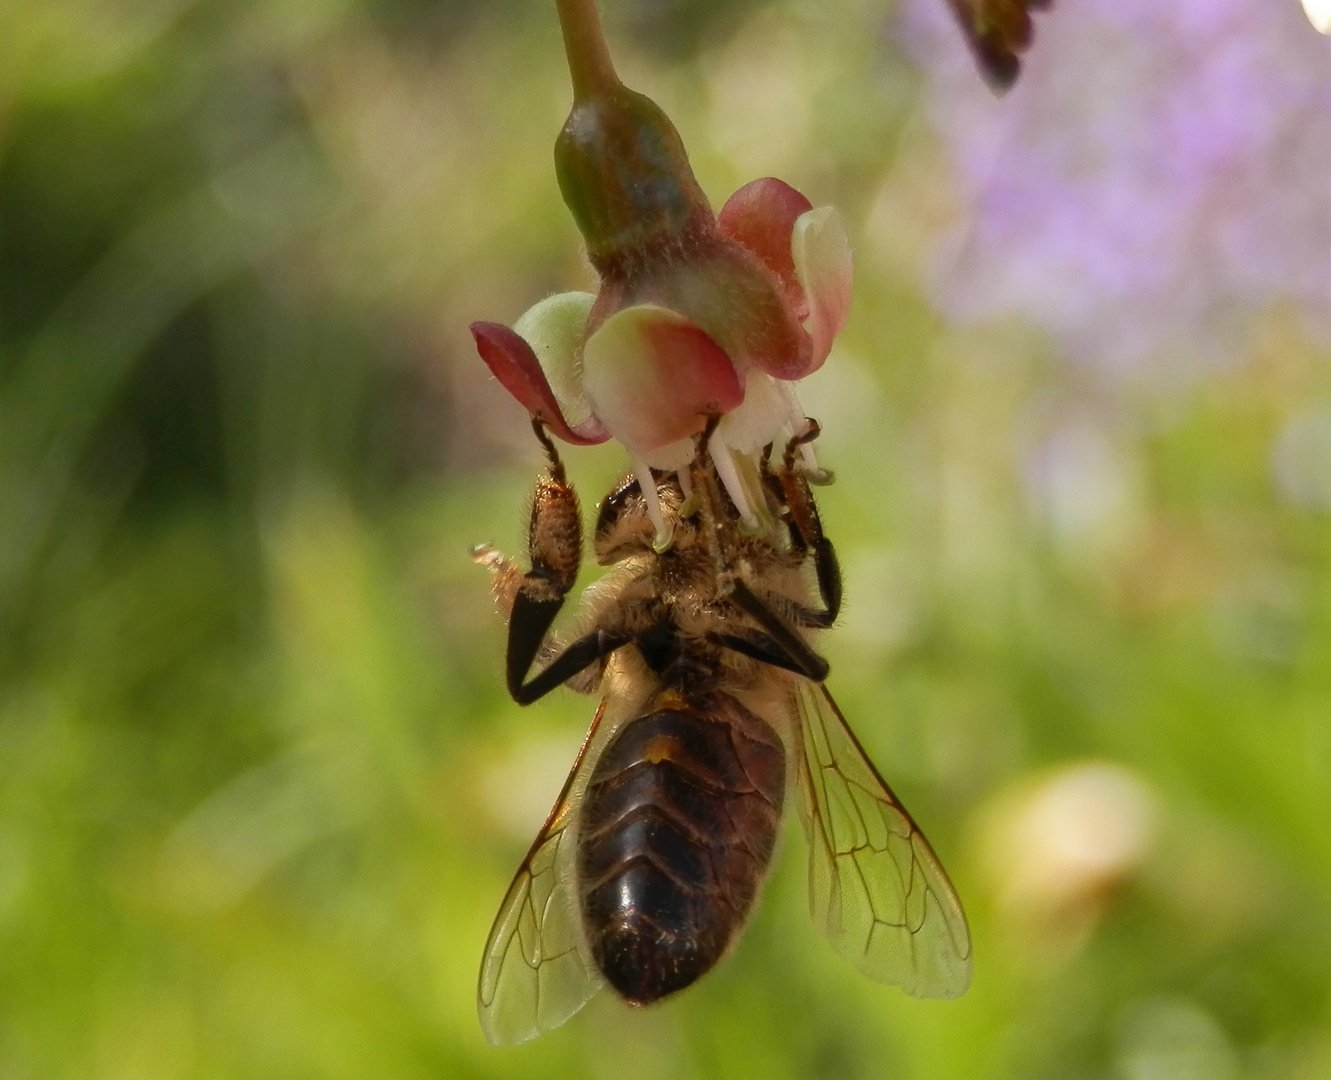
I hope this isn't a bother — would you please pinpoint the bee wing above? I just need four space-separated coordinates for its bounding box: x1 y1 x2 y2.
792 681 972 998
477 704 607 1045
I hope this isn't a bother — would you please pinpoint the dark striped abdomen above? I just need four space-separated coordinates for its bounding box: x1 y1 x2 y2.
576 697 786 1005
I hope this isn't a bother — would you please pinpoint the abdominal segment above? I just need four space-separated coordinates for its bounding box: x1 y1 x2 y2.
577 700 786 1006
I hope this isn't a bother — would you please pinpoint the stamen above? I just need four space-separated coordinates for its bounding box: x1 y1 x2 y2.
711 444 758 530
678 467 694 504
632 455 673 551
735 451 777 532
777 380 833 484
677 467 698 518
800 438 829 483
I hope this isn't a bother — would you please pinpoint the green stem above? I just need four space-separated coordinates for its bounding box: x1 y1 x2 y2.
555 0 620 99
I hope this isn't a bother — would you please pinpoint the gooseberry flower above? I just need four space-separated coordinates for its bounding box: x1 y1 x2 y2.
471 0 852 544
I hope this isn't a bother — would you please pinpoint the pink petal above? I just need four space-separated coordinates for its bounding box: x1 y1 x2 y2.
639 241 812 382
512 291 597 428
791 206 853 372
581 305 744 454
717 177 813 320
470 322 609 445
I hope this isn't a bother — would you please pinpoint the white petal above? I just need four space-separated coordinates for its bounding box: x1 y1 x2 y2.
1302 0 1331 33
582 304 744 454
715 369 793 456
791 206 853 368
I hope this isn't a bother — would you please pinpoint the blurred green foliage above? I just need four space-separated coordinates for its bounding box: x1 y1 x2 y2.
2 1 1331 1077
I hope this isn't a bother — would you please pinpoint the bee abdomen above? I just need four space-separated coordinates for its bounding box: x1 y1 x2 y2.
577 703 785 1006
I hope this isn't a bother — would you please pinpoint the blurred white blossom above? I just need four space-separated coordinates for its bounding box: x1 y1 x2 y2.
1272 405 1331 509
1021 412 1145 563
978 762 1157 959
1116 997 1240 1080
1304 0 1331 35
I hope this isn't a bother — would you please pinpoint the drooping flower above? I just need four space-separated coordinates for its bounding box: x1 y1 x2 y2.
471 0 852 544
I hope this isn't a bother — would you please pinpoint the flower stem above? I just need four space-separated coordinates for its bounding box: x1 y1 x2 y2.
555 0 621 100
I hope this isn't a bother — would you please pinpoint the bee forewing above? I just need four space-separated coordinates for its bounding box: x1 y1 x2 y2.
477 704 611 1045
792 682 972 998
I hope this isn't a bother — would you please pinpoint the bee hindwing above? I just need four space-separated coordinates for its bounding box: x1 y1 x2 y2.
793 681 972 998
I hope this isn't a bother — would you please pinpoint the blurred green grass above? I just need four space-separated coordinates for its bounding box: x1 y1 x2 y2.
3 0 1331 1077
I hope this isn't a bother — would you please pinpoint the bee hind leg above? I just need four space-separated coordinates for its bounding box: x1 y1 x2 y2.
504 419 622 704
507 621 632 704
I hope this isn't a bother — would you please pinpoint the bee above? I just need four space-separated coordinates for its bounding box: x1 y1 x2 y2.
945 0 1053 92
473 417 971 1045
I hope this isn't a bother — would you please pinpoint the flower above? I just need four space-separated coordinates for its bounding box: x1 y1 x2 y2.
470 0 852 544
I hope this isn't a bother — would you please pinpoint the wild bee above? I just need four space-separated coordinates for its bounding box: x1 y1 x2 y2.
473 417 971 1045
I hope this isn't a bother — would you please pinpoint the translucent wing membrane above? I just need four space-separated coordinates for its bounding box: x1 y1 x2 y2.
477 707 607 1045
793 682 972 998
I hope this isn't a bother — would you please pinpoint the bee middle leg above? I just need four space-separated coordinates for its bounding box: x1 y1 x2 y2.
711 578 832 682
709 622 830 683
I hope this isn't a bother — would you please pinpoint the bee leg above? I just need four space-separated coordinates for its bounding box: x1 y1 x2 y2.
505 419 608 704
778 422 842 628
689 415 735 585
709 625 829 682
508 622 632 704
720 579 832 682
791 533 841 630
518 419 582 603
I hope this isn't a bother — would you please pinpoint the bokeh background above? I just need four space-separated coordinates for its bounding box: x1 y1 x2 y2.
3 0 1331 1076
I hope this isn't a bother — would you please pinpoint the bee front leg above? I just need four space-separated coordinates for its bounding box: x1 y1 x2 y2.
778 421 842 629
688 413 755 610
687 415 732 579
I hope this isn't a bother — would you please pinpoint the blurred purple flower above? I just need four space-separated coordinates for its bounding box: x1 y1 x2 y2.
900 0 1331 376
